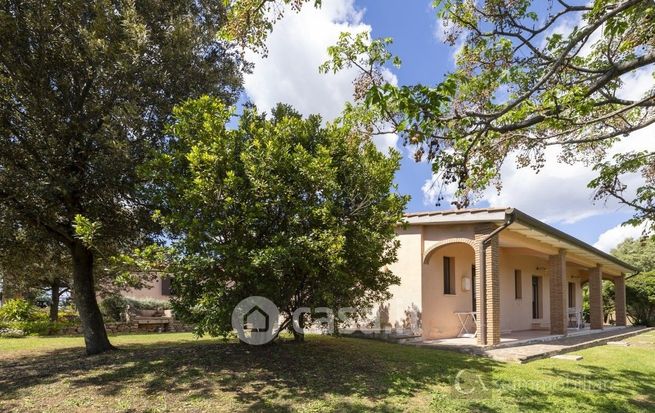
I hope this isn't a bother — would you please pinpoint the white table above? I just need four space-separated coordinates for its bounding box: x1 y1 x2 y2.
455 311 478 337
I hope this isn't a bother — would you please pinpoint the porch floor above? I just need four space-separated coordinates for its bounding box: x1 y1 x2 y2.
412 326 653 363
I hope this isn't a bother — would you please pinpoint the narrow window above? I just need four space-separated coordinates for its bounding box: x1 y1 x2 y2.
514 270 522 299
443 256 455 295
161 277 172 296
568 282 575 308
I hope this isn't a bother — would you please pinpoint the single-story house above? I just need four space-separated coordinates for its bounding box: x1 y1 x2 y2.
383 207 636 346
122 274 172 301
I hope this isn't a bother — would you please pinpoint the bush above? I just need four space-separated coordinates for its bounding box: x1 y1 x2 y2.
0 298 48 322
124 297 172 311
0 319 74 336
100 295 127 322
58 305 80 323
100 295 172 322
626 272 655 326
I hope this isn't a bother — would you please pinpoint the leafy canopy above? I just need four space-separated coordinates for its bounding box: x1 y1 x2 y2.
0 0 243 353
148 97 408 338
222 0 655 231
321 0 655 231
613 236 655 325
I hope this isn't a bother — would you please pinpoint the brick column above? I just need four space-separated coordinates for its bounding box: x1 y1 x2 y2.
475 225 500 346
473 241 485 345
589 265 604 330
614 275 627 327
548 250 568 335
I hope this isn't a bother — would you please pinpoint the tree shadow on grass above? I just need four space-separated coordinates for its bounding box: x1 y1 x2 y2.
0 335 499 411
506 363 655 412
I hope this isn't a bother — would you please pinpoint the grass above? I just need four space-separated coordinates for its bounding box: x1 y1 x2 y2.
0 330 654 412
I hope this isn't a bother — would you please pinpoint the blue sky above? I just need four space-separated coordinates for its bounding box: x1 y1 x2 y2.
241 0 652 251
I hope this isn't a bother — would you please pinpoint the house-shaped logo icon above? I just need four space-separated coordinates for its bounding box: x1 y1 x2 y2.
231 296 279 345
244 305 270 332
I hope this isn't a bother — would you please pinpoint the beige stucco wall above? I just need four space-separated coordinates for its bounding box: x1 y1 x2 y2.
383 226 423 330
499 253 550 331
122 276 169 301
422 242 476 339
498 252 584 332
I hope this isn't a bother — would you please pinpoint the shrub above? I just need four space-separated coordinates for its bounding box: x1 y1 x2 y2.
124 297 172 311
100 295 127 322
58 305 80 323
2 320 75 336
0 298 48 322
626 272 655 326
100 295 172 322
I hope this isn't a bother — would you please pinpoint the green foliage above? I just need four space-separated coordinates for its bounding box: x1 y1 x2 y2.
0 298 73 335
100 295 172 322
0 298 46 322
99 295 128 322
625 272 655 326
323 0 655 221
148 97 408 338
602 280 615 323
72 215 103 249
611 235 655 273
0 0 243 352
220 0 322 52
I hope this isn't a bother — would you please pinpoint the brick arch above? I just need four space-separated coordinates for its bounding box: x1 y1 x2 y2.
423 238 478 264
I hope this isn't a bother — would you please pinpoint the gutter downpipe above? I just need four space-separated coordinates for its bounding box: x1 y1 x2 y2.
479 208 515 346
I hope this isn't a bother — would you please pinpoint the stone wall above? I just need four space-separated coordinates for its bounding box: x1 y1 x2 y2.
58 321 194 336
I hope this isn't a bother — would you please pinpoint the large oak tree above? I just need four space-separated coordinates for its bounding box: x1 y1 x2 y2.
0 0 243 354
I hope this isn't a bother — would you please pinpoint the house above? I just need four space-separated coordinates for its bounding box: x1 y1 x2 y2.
383 207 636 346
122 274 172 301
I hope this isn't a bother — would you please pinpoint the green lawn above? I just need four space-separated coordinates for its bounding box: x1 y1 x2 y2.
1 331 654 412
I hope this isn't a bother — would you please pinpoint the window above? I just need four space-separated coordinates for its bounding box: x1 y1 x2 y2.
161 277 172 296
443 256 456 295
568 282 576 308
514 270 522 299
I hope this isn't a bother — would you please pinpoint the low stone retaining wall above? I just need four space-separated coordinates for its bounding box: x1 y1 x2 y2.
58 321 194 336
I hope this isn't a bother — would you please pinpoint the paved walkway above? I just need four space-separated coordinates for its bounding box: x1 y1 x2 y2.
483 326 653 363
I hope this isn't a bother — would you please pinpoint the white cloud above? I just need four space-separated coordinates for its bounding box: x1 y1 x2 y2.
481 122 655 224
422 172 458 206
479 42 655 224
422 175 440 206
482 148 609 223
243 0 398 153
593 221 649 252
617 67 655 101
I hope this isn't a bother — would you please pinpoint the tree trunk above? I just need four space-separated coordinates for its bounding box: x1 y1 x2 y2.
292 314 305 343
49 278 60 322
70 240 114 355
